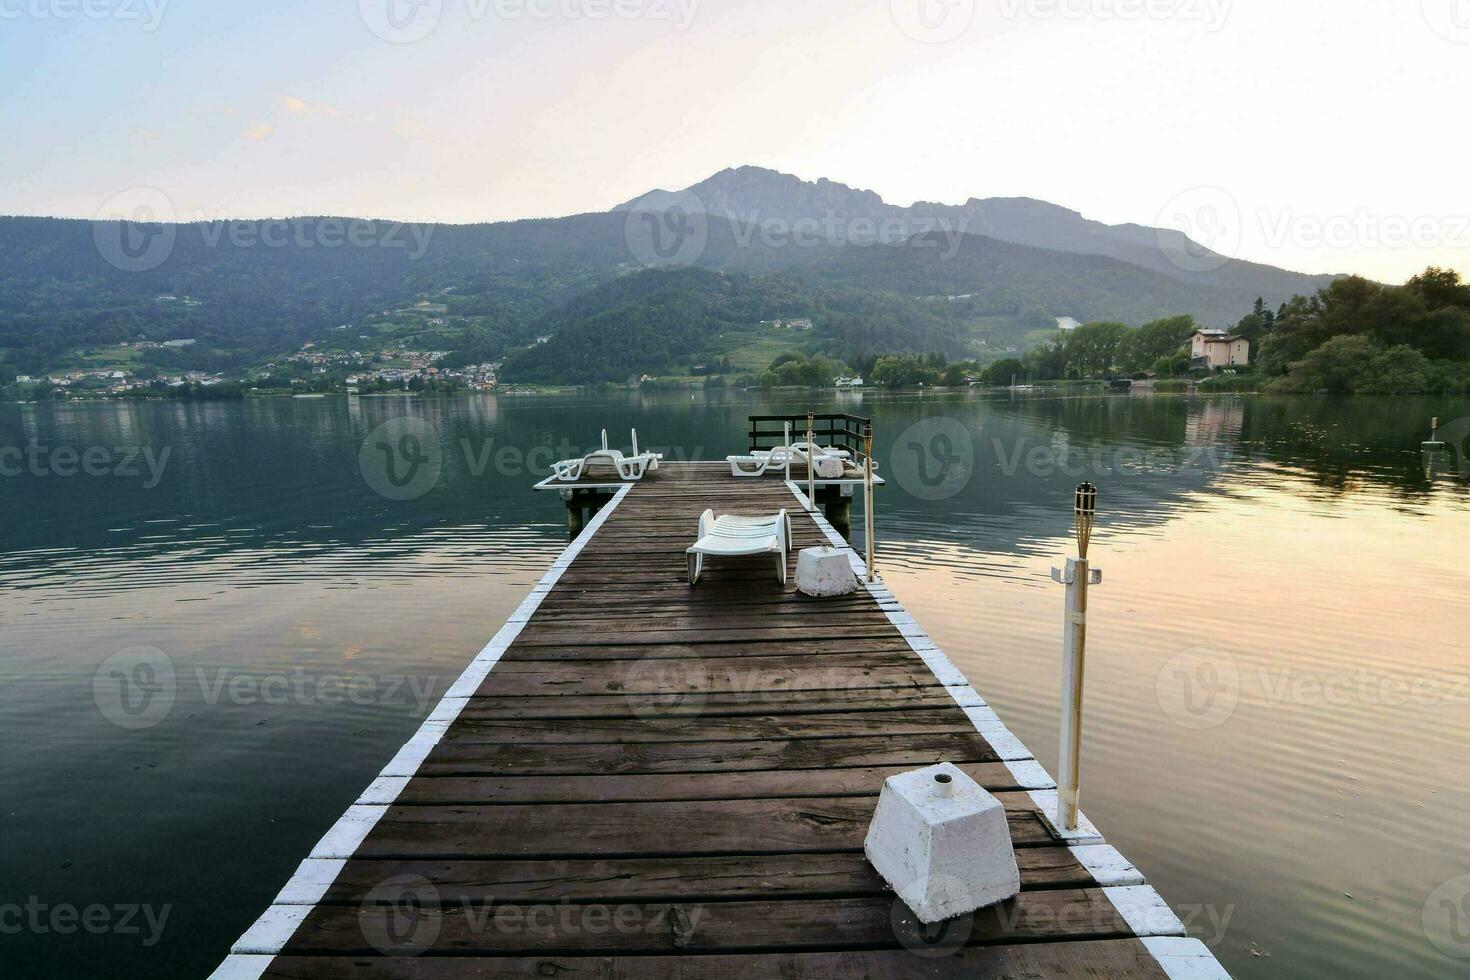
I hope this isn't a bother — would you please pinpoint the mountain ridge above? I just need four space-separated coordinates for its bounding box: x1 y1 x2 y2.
614 164 1342 304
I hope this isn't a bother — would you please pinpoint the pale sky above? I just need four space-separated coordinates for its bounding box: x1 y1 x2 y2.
1 0 1465 283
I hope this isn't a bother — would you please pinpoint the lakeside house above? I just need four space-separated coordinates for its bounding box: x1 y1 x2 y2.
1190 329 1250 369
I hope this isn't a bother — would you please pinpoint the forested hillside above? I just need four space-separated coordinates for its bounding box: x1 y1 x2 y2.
0 167 1346 383
501 269 965 384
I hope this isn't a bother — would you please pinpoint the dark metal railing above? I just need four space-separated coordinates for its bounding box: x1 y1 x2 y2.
748 413 870 460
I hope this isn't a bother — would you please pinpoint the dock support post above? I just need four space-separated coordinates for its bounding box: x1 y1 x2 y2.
562 489 614 541
1052 484 1100 831
819 484 852 540
561 490 585 539
864 423 875 582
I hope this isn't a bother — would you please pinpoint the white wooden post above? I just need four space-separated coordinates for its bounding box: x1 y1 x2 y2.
784 422 792 480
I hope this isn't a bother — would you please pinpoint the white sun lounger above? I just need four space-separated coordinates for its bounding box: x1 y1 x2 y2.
686 509 791 585
727 443 850 478
727 446 796 477
552 429 662 482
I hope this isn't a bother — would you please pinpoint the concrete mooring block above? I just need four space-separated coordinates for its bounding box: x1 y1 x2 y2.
863 762 1021 924
795 546 858 597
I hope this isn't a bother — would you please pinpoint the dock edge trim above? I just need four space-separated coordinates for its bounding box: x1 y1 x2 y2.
783 481 1229 980
207 483 636 978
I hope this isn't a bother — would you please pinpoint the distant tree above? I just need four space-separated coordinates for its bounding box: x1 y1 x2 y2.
982 357 1027 386
1066 321 1130 377
1153 354 1192 377
761 351 849 387
870 354 940 388
1269 335 1434 394
1357 344 1434 393
1025 337 1069 381
1233 298 1275 343
1405 266 1470 310
1118 315 1195 373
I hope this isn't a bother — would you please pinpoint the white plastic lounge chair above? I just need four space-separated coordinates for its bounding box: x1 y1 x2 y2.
686 509 791 585
552 429 662 482
727 443 849 478
789 442 852 462
727 446 797 477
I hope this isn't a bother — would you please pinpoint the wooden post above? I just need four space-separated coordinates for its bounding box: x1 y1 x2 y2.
864 423 875 583
820 485 852 540
562 489 585 540
784 422 792 480
806 411 816 511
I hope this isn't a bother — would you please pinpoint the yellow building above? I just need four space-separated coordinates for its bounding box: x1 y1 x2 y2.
1190 329 1250 368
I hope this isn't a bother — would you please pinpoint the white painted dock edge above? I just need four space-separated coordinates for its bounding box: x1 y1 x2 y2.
784 481 1231 980
206 484 635 979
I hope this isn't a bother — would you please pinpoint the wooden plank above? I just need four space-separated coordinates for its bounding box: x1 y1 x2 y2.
274 888 1137 955
439 709 974 744
468 655 950 698
308 847 1099 905
452 687 967 720
513 615 900 635
256 942 1172 979
419 731 1004 776
498 638 915 663
388 762 1033 804
349 794 1056 857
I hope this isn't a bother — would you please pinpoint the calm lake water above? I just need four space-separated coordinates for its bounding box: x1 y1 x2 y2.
2 390 1468 978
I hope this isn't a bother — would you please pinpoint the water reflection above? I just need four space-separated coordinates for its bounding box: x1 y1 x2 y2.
0 390 1467 980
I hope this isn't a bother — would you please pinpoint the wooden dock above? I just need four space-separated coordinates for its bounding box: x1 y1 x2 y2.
213 463 1227 979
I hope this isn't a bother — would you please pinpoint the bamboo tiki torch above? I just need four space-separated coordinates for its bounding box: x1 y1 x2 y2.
807 411 816 511
864 423 875 583
1053 483 1100 831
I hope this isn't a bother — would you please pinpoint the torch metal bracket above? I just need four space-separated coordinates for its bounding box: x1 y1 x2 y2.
1050 559 1102 586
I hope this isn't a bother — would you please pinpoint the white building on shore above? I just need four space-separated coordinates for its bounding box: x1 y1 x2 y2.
1190 329 1250 369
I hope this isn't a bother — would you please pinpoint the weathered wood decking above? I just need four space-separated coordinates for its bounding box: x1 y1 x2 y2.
213 463 1226 979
